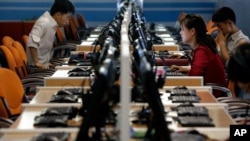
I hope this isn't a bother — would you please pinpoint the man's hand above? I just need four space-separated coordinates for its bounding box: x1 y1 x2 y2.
215 30 228 45
48 63 55 69
35 62 48 70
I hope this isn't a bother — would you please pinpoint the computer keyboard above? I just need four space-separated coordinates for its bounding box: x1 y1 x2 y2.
68 71 91 77
76 61 92 66
56 88 83 96
31 132 70 141
178 116 214 127
175 106 209 116
170 88 197 96
166 71 185 76
40 106 78 119
169 95 200 103
49 95 78 103
34 115 69 127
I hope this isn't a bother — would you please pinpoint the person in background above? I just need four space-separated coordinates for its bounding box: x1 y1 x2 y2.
170 14 227 98
227 43 250 99
27 0 75 70
174 12 187 32
212 7 249 98
212 6 249 65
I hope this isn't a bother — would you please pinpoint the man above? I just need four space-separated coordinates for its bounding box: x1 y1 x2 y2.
27 0 75 70
227 43 250 99
212 6 249 65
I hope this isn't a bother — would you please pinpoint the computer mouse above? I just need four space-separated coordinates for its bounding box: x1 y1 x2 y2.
68 59 79 64
42 109 64 116
68 67 85 73
44 136 61 141
174 85 188 90
76 61 92 66
60 96 77 103
32 135 61 141
50 119 68 127
56 89 73 95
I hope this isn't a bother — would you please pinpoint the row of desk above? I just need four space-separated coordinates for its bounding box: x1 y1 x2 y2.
0 24 234 141
0 86 234 140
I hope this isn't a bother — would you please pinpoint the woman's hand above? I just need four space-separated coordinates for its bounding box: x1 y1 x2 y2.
169 65 189 73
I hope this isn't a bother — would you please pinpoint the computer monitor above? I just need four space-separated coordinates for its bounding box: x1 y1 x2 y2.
75 51 119 141
138 56 171 141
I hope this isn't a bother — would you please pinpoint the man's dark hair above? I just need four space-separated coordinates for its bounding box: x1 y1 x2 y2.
50 0 75 15
212 7 236 24
227 43 250 83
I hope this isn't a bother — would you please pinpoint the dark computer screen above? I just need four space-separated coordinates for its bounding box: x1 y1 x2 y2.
75 35 119 140
137 56 171 141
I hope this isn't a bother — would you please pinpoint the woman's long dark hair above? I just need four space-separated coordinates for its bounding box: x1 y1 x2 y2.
180 14 218 54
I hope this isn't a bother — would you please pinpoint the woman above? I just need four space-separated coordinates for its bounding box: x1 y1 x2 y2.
170 14 227 97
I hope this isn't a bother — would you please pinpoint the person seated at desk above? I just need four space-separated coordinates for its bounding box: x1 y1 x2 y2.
212 7 249 99
212 7 249 66
169 14 227 98
26 0 75 70
227 43 250 99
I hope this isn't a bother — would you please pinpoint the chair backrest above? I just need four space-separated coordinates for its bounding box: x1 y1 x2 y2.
2 36 15 48
77 13 87 28
13 40 28 65
13 41 31 76
205 82 233 98
206 20 218 37
22 35 29 51
228 80 237 98
0 45 18 73
7 45 27 78
2 36 28 78
69 15 80 41
0 68 24 119
56 27 66 43
64 25 73 41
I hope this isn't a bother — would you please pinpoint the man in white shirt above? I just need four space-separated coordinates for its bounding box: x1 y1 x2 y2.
212 7 249 65
27 0 75 70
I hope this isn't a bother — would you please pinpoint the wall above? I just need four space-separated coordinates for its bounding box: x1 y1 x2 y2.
0 0 217 25
2 0 249 43
142 0 217 25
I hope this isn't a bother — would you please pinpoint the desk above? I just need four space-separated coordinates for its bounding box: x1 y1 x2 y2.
164 76 203 86
0 130 78 141
160 90 217 103
12 104 234 129
44 69 203 87
44 69 93 87
29 87 85 104
129 104 235 128
0 128 230 141
77 42 179 52
76 43 100 51
9 105 82 130
30 86 215 104
152 43 179 51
